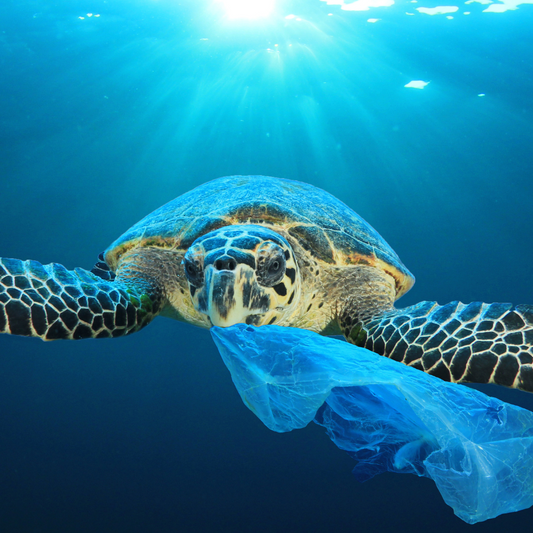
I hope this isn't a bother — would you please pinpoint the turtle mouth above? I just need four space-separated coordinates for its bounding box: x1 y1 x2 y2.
206 267 271 327
209 271 237 327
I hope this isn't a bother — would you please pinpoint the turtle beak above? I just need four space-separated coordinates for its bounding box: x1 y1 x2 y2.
206 267 245 327
208 270 236 326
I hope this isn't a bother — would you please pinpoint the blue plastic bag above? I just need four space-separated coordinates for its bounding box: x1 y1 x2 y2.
211 323 533 524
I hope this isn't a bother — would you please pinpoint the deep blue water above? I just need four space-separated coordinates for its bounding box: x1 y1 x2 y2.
1 0 533 531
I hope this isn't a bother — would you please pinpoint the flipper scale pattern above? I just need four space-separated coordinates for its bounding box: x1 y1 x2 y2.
0 258 155 340
351 301 533 393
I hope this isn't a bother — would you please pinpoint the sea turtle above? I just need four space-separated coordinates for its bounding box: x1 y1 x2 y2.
1 175 532 392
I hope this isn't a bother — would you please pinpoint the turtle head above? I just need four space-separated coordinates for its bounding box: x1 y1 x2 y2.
182 225 301 327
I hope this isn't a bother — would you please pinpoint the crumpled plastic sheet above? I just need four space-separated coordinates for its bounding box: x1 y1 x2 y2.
211 323 533 524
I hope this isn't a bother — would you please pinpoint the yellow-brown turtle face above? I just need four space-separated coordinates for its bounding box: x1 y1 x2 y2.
182 225 300 327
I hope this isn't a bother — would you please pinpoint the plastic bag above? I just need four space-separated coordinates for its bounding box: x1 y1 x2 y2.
211 324 533 524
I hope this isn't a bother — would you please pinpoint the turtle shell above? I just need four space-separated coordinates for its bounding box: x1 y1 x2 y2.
105 176 415 298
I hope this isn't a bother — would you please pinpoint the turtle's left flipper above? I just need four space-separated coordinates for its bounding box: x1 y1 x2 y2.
348 301 533 393
0 258 158 340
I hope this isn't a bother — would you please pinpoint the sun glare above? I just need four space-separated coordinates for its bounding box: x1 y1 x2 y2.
219 0 275 19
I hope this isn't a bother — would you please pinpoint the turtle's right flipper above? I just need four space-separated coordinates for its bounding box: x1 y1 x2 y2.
350 301 533 393
0 258 157 340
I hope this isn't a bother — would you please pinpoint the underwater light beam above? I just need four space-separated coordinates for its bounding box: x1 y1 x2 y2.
218 0 276 19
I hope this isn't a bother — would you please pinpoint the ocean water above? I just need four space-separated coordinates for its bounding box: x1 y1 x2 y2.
1 0 533 531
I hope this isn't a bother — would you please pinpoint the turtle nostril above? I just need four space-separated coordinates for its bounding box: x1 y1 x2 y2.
215 257 237 271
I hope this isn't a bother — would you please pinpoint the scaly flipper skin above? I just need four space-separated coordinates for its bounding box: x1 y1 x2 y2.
0 258 157 340
349 301 533 392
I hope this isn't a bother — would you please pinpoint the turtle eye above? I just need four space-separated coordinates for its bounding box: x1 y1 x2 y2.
257 243 286 287
182 256 204 288
269 260 281 274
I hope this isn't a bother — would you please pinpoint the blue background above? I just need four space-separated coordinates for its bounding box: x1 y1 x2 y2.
1 0 533 531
